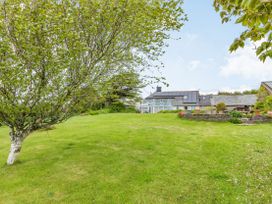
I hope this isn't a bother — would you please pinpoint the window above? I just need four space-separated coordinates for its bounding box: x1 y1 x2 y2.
183 96 188 99
155 100 160 105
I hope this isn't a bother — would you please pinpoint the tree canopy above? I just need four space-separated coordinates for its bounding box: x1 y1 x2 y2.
102 71 143 106
214 0 272 61
0 0 186 164
218 89 258 95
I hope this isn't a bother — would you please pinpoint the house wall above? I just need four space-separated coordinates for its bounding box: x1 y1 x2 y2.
140 99 198 113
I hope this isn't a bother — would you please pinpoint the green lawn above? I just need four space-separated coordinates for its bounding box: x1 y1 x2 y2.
0 114 272 204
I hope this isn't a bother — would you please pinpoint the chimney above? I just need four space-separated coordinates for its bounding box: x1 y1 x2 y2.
156 86 162 92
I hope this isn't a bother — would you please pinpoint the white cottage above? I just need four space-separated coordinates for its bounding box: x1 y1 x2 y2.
140 87 212 113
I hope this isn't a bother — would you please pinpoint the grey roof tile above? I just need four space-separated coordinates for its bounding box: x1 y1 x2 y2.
145 91 199 103
211 95 257 106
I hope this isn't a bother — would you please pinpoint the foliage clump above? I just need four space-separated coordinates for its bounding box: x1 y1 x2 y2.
216 102 226 113
214 0 272 61
178 112 186 118
255 87 272 114
229 117 242 124
228 110 242 118
228 110 243 124
218 90 258 95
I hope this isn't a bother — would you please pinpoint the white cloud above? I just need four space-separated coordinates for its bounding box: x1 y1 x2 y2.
220 43 272 80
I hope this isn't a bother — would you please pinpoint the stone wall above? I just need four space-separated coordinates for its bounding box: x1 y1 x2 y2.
249 115 272 124
181 113 272 123
182 114 231 122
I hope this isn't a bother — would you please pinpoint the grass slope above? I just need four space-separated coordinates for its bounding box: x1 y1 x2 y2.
0 114 272 203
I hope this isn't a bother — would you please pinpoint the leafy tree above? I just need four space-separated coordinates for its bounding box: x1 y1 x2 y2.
214 0 272 61
218 89 258 95
255 95 272 112
257 86 270 102
102 71 143 107
216 102 226 113
255 101 265 110
242 89 258 95
71 86 100 114
0 0 186 165
264 95 272 111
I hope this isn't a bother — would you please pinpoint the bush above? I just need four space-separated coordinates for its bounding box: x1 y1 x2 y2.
178 112 186 118
229 110 242 118
264 96 272 112
242 113 253 118
89 110 99 115
89 109 110 115
109 102 126 113
88 102 138 115
216 102 226 113
229 118 242 124
120 106 139 113
255 101 265 111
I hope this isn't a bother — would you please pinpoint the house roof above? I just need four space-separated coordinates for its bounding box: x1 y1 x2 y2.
261 81 272 94
199 95 213 106
211 95 257 106
145 90 199 103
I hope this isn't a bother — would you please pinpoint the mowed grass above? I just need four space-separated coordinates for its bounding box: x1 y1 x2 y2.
0 114 272 204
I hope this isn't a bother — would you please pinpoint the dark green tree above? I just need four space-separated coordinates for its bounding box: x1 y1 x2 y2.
103 71 143 107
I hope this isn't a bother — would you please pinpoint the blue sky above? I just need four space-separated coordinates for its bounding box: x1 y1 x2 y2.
142 0 272 96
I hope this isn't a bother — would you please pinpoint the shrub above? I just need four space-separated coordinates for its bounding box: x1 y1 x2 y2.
242 113 253 119
229 118 242 124
216 102 226 113
89 106 138 115
178 112 186 118
89 109 110 115
120 106 139 113
264 96 272 112
109 102 126 113
229 110 242 118
255 101 265 111
89 110 99 115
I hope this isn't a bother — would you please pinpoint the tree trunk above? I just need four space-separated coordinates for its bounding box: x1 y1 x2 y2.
7 131 26 165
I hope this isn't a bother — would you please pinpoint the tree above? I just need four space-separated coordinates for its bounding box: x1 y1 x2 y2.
254 86 270 112
216 102 226 113
214 0 272 61
257 86 270 102
102 71 143 107
264 95 272 111
218 89 258 95
0 0 186 165
70 86 100 114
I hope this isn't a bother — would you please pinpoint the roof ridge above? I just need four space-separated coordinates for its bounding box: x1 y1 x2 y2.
154 90 199 93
